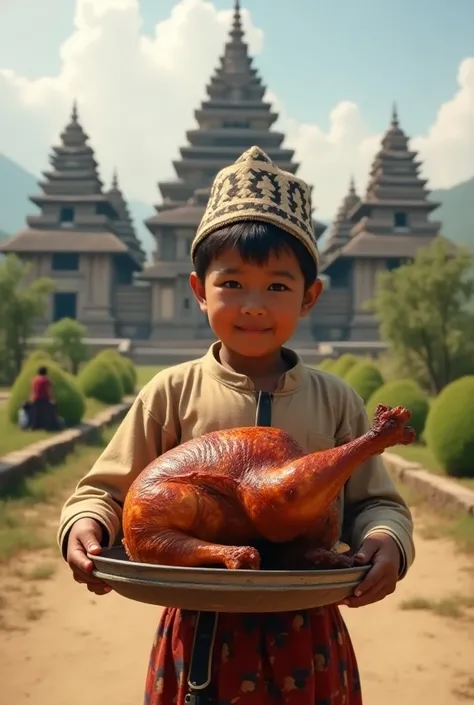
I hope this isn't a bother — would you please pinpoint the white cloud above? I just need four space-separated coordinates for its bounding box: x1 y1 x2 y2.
272 95 382 219
0 0 263 199
0 0 473 223
412 58 474 189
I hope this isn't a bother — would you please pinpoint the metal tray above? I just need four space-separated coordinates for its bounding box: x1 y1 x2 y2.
89 547 370 613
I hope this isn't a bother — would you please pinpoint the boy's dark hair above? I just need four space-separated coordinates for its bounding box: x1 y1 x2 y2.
193 221 318 290
38 366 48 376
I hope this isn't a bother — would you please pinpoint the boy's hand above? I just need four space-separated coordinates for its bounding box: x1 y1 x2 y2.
341 532 402 608
66 517 113 596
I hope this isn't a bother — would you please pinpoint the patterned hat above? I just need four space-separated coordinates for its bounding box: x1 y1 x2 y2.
190 146 319 269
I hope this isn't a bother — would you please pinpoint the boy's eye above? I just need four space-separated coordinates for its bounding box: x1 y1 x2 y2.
220 281 290 291
221 280 241 289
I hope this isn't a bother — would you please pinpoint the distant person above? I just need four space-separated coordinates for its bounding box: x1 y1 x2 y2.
28 366 61 431
31 366 53 404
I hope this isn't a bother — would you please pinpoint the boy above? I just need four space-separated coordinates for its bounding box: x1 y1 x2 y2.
59 147 414 704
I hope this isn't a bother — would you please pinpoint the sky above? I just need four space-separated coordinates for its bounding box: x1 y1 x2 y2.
0 0 473 219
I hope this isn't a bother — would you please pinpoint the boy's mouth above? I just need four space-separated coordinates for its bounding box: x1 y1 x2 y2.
234 325 272 333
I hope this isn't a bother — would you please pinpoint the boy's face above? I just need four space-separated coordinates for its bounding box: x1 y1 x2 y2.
190 247 322 358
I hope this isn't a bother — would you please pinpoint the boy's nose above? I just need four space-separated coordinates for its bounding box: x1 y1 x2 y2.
241 299 265 316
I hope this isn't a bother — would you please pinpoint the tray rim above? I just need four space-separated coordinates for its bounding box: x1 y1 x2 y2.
92 569 364 592
88 549 372 580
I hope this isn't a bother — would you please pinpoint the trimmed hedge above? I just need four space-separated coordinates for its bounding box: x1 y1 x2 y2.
22 349 53 368
94 350 135 394
8 360 85 427
425 376 474 478
318 359 335 372
78 358 124 405
121 355 137 388
345 361 384 403
330 354 359 379
366 379 430 437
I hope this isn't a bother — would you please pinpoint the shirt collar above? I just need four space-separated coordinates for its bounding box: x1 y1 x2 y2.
202 340 308 394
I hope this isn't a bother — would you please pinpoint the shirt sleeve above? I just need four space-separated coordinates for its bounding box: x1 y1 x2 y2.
57 393 177 558
339 404 415 578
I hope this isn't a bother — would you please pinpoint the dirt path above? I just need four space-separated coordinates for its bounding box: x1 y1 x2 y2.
1 511 473 705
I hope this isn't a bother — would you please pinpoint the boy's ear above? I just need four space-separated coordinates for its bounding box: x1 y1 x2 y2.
189 272 208 313
300 277 324 318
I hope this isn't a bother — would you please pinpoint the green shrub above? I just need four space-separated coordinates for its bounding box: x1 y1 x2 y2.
94 350 135 394
8 360 85 427
122 355 137 388
425 376 474 478
318 359 335 371
345 362 385 403
375 354 404 384
22 349 52 368
78 359 124 404
366 378 430 437
330 353 359 378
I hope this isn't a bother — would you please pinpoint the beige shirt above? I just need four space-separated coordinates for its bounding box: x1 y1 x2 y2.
58 342 415 575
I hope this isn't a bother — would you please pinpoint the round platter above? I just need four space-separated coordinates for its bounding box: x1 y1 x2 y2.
89 547 371 613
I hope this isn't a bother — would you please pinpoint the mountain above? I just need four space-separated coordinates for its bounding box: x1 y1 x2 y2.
431 177 474 250
0 153 472 257
0 154 38 236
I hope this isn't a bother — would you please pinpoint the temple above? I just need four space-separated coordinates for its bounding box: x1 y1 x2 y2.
0 104 143 336
317 104 443 341
321 177 361 261
141 0 326 340
0 5 445 344
107 170 146 268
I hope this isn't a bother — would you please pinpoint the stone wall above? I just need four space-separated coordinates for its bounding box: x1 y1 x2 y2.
383 451 474 517
0 397 134 494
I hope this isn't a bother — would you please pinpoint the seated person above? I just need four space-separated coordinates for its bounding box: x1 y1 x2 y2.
28 365 61 431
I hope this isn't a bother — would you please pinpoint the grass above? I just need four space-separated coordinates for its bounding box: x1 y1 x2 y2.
0 362 165 458
395 481 474 555
399 594 474 619
391 443 474 491
0 427 116 564
136 365 167 389
24 563 57 581
0 398 108 457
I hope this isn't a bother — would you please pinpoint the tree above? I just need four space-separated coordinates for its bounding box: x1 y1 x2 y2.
368 239 474 394
46 317 89 375
0 254 54 384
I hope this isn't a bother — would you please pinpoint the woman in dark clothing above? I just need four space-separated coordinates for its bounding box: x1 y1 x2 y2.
28 366 60 431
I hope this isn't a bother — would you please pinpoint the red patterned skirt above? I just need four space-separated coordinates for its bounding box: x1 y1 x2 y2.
144 606 362 705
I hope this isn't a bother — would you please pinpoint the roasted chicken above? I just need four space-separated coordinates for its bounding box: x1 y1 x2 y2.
122 404 415 570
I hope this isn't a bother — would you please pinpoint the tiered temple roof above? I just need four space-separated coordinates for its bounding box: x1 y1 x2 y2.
321 177 360 260
145 0 326 241
1 104 141 266
322 105 444 270
34 102 104 199
356 105 439 214
107 170 146 265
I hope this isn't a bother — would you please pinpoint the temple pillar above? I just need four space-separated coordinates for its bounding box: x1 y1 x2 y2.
81 255 116 336
349 259 380 340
